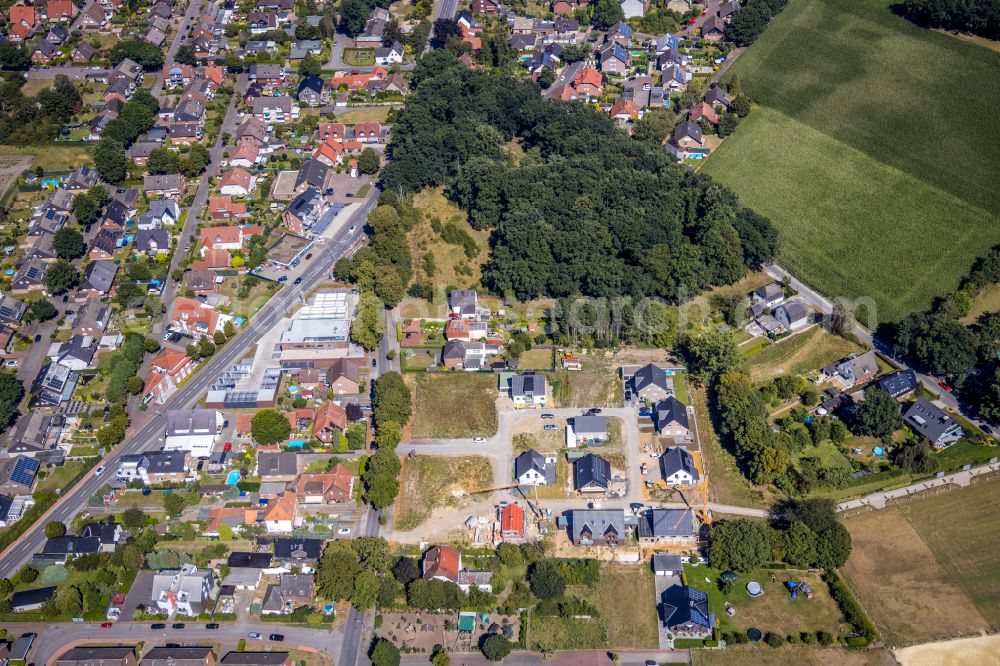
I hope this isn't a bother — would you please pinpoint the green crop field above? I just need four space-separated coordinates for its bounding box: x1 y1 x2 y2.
702 0 1000 325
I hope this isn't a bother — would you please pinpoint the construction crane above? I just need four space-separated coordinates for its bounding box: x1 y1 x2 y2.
674 472 711 525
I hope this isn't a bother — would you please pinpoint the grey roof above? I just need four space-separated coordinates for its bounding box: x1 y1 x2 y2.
903 398 963 444
146 450 188 474
54 646 136 666
753 282 783 300
877 368 917 399
79 518 121 544
514 449 546 479
298 75 324 96
142 647 214 666
652 552 683 572
165 408 220 436
654 396 689 431
775 301 808 325
704 84 731 107
41 535 101 557
448 289 477 314
65 166 100 190
221 653 291 666
662 585 714 632
135 228 171 252
149 199 181 220
672 120 703 144
573 415 608 435
294 159 329 190
573 453 610 490
56 334 97 367
81 260 118 294
0 295 27 323
568 508 627 543
144 174 184 192
261 573 315 612
633 363 669 393
442 338 471 360
660 447 698 481
258 451 298 476
511 372 545 398
639 508 695 538
10 585 56 610
273 537 323 561
228 551 273 567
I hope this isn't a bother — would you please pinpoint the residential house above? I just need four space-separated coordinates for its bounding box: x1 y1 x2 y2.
282 187 325 233
704 84 731 109
184 269 217 296
236 117 268 146
143 348 195 405
48 334 97 371
72 42 97 62
116 450 192 485
7 4 38 40
293 159 332 193
141 647 215 666
500 502 525 541
55 647 136 666
200 225 252 254
422 544 493 593
64 166 101 193
261 574 315 614
144 174 185 197
638 508 697 544
833 350 879 389
573 453 611 493
374 41 403 65
135 229 171 255
567 509 630 546
514 449 553 486
137 200 181 229
153 563 217 616
0 296 27 325
35 361 76 406
264 491 298 533
700 15 724 41
449 289 478 318
79 517 124 552
10 258 48 294
220 168 254 197
632 363 673 402
293 464 354 503
666 121 705 160
751 282 784 308
599 42 629 74
79 260 119 297
610 97 641 121
653 396 690 439
10 586 57 612
510 372 546 407
313 400 347 444
773 301 810 332
170 297 233 340
903 398 964 448
39 535 101 561
472 0 500 13
442 339 489 370
572 67 603 98
297 75 325 106
0 456 39 494
46 0 78 21
620 0 644 16
354 122 382 142
80 3 109 30
210 195 250 220
257 451 298 480
689 100 719 124
567 415 609 446
273 537 323 566
87 229 119 261
326 358 360 394
661 447 698 485
876 368 918 400
32 40 59 64
663 586 715 638
252 96 297 123
164 408 224 458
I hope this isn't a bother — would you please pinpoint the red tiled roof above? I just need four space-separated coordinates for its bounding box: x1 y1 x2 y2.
422 545 460 583
501 503 525 536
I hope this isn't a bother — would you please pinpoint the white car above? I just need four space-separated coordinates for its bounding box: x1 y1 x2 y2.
4 359 18 368
337 527 351 535
94 465 106 476
473 437 486 444
248 632 262 640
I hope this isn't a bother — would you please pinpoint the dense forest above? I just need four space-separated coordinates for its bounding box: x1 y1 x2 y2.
0 75 82 145
897 0 999 40
383 52 778 303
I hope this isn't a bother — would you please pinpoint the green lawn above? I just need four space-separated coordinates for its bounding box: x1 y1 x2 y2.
342 48 375 66
746 327 863 382
35 459 96 493
702 0 1000 325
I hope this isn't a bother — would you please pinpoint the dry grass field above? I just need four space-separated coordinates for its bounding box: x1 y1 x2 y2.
746 326 864 382
404 373 498 438
395 455 493 530
842 476 1000 645
692 647 896 666
0 145 91 171
408 188 489 293
895 634 1000 666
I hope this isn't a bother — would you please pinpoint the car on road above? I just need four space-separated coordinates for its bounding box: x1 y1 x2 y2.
587 408 603 414
371 358 377 367
62 294 69 302
294 277 302 285
473 436 486 443
349 225 357 233
100 622 113 628
278 276 288 283
938 380 953 392
205 623 219 629
33 334 41 342
172 623 185 629
248 632 263 640
269 634 285 642
540 413 554 419
94 465 106 476
151 623 166 629
630 503 645 512
543 425 557 431
305 253 312 260
4 360 18 368
337 527 351 535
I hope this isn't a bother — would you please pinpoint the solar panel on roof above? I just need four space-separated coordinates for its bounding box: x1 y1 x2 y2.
10 458 39 486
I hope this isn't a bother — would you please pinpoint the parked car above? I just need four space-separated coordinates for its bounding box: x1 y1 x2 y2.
294 277 302 285
94 465 106 476
278 276 288 283
206 623 219 629
540 413 554 419
224 441 232 451
33 334 41 342
100 622 112 629
337 527 351 535
473 437 486 443
248 632 263 640
305 253 313 260
588 408 603 414
269 634 285 642
172 623 185 629
151 623 166 629
938 380 953 392
543 425 557 431
4 360 18 368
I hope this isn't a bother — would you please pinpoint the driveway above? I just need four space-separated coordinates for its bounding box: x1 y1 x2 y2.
654 573 681 649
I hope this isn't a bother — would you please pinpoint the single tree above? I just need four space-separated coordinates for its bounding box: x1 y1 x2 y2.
251 409 292 444
528 560 566 599
53 227 86 259
44 521 66 538
44 260 80 295
29 300 57 322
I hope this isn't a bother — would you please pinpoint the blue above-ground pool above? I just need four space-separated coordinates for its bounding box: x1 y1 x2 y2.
288 385 299 394
872 447 885 457
226 470 241 485
288 440 305 449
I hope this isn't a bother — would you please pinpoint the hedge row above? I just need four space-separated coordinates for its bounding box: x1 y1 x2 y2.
824 570 877 642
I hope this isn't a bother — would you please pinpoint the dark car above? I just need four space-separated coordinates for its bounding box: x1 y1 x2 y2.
278 276 288 283
62 294 69 303
588 408 602 414
305 253 312 260
294 277 302 285
33 334 41 342
172 623 185 629
151 623 166 629
371 358 377 367
206 623 220 629
269 634 285 642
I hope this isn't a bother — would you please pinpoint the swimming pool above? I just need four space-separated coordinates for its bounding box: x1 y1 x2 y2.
226 470 241 485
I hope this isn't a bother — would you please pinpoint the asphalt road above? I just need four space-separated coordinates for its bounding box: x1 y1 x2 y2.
9 620 343 665
425 0 461 52
0 195 380 579
338 505 382 666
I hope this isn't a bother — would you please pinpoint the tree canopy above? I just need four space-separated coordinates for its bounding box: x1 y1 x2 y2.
707 518 771 572
899 0 999 39
382 53 776 303
251 409 292 444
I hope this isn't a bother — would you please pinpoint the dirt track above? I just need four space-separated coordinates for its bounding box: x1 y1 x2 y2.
895 634 1000 666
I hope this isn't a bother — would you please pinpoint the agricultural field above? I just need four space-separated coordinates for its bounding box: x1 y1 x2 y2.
529 564 659 651
702 0 1000 325
395 455 493 530
745 326 864 382
842 475 1000 644
895 634 1000 666
0 144 93 171
404 373 498 438
684 564 847 639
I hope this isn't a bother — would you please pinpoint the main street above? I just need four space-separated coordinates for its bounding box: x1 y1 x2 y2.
0 193 379 579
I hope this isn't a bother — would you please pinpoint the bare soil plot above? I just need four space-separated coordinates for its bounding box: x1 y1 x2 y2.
692 647 896 666
405 373 498 438
895 633 1000 666
549 353 621 408
395 455 493 531
0 154 31 196
842 506 989 645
